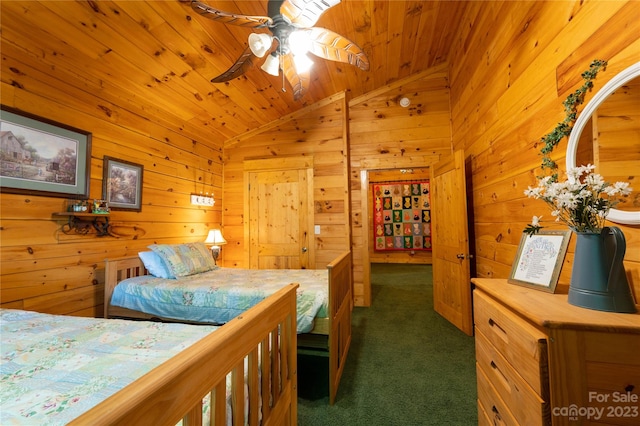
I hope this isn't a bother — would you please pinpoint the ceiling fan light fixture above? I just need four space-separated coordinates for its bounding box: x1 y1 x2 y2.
248 33 273 58
191 0 370 100
261 53 280 76
293 53 314 74
288 30 312 56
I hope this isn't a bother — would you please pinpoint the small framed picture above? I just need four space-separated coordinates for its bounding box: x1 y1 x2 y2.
92 199 109 214
102 156 143 211
508 230 571 293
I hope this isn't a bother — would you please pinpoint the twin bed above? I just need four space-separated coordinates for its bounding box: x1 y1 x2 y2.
1 247 353 424
104 248 353 405
1 284 298 425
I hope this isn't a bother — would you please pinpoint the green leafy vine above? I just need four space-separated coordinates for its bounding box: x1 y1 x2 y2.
539 59 608 179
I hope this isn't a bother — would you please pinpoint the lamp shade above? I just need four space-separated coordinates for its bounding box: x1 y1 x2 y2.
261 53 280 76
205 229 227 246
248 33 272 58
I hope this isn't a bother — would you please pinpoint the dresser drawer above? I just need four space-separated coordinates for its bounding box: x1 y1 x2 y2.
477 399 493 426
474 289 549 395
477 363 518 425
476 328 550 426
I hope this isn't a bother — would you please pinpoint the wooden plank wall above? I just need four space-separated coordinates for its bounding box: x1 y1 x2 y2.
448 0 640 298
222 95 351 269
223 64 454 306
222 68 452 306
0 26 224 316
594 76 640 195
2 0 638 316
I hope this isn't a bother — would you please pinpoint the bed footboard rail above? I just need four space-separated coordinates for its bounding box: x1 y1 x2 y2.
72 283 299 426
326 250 353 405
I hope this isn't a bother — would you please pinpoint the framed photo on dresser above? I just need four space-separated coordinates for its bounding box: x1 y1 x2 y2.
508 230 571 293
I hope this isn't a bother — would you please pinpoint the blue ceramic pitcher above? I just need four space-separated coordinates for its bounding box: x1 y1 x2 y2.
568 226 637 313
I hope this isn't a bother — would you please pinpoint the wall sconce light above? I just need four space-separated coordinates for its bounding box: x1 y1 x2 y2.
205 229 227 262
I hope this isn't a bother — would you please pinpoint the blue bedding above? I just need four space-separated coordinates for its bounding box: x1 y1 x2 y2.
110 267 328 333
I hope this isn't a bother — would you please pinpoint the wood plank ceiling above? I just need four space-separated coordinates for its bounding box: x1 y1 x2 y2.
1 0 467 144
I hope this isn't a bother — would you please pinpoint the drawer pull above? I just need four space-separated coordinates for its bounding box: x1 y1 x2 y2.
492 405 504 426
488 318 508 342
490 360 511 391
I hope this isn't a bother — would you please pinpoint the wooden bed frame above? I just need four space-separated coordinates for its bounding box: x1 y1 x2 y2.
71 283 298 425
104 250 353 405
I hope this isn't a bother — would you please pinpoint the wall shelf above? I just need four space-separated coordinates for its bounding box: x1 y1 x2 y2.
53 212 111 236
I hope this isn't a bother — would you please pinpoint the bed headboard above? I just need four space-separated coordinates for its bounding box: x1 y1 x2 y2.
104 256 146 319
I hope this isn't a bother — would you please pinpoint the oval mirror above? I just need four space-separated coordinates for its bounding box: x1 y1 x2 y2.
566 61 640 225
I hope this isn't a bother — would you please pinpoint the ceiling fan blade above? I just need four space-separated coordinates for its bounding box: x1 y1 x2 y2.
280 0 341 28
211 46 255 83
282 53 310 100
190 0 273 28
304 27 370 71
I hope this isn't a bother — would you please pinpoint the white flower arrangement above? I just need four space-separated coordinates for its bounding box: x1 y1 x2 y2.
524 164 632 235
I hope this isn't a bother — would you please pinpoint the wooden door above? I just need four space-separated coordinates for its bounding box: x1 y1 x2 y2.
431 149 473 335
246 160 314 269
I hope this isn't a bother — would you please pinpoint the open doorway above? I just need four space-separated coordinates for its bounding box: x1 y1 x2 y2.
359 168 433 306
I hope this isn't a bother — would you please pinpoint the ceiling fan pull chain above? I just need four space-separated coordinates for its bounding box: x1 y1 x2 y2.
280 43 286 93
282 68 286 92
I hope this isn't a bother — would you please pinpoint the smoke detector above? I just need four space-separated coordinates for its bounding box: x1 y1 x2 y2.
399 97 411 107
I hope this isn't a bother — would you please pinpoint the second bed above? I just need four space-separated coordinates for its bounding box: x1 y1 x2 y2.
104 249 353 405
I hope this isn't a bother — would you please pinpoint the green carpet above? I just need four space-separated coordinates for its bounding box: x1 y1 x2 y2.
297 263 477 425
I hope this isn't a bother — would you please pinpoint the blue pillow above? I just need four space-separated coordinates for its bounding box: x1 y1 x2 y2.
138 251 175 279
148 242 216 278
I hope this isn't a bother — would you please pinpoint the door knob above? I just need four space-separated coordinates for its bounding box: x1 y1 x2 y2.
302 247 308 253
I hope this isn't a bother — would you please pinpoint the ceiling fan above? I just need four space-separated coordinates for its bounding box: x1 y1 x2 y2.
189 0 370 100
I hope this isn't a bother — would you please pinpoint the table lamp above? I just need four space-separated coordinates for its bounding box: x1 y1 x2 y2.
205 229 227 262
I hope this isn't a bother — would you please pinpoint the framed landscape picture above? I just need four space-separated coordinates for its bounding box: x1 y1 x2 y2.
0 106 91 198
102 156 143 211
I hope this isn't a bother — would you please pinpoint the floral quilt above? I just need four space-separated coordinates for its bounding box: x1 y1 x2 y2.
0 309 217 425
110 267 328 333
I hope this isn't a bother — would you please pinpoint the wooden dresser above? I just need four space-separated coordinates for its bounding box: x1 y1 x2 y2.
472 278 640 426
